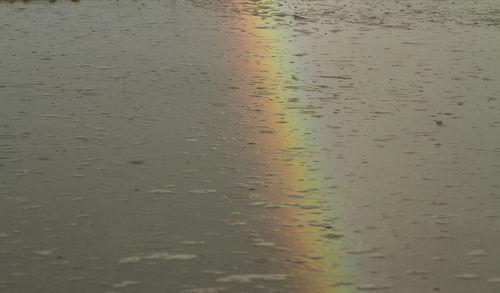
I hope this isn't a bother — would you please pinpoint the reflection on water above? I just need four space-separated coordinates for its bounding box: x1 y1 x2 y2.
1 0 499 292
220 0 353 291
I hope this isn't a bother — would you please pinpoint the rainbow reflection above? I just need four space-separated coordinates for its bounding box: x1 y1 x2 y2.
221 0 354 292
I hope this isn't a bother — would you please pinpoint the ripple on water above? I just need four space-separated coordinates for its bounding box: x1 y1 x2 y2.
118 252 197 264
112 281 141 288
182 288 227 293
216 274 287 283
456 274 481 280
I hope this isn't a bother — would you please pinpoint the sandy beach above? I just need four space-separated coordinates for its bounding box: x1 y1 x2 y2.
1 0 499 292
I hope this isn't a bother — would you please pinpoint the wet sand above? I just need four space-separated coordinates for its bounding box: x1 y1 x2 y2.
1 0 499 292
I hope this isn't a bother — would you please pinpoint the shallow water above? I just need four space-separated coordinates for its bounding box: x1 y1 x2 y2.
1 0 499 292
